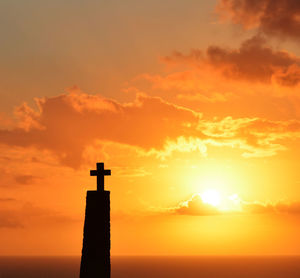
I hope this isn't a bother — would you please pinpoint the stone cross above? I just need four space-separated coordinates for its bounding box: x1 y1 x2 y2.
90 162 111 191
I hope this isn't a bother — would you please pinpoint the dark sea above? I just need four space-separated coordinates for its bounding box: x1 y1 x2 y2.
0 256 300 278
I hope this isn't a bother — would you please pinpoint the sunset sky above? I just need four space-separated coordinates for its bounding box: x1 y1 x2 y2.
1 0 300 256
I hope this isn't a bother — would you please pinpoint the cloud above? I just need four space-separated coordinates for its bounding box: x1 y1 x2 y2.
0 91 203 168
200 116 300 158
114 166 151 178
0 198 16 202
0 198 22 228
137 71 234 103
242 201 300 215
217 0 300 40
14 175 39 185
19 203 80 226
172 194 220 216
1 90 300 168
164 195 300 217
164 36 300 86
201 116 300 141
0 213 23 228
0 202 79 229
147 136 208 159
0 112 14 129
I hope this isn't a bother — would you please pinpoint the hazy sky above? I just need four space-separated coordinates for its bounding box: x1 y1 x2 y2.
1 0 300 256
0 0 243 111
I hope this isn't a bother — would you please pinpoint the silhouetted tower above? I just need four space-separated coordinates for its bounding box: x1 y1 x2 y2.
80 162 111 278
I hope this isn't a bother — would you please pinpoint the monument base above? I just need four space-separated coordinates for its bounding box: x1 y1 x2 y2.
80 190 110 278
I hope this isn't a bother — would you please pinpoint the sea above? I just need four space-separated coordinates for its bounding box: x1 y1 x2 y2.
0 256 300 278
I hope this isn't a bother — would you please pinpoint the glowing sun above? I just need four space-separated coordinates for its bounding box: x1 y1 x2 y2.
201 189 221 207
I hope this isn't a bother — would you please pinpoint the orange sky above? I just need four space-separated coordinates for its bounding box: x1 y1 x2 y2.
1 0 300 256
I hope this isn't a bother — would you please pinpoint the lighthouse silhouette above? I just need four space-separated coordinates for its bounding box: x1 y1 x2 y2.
80 162 111 278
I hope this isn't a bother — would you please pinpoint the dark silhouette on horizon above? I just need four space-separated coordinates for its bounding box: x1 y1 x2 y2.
80 162 111 278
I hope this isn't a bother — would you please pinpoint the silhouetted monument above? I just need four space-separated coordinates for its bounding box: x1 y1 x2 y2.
80 162 111 278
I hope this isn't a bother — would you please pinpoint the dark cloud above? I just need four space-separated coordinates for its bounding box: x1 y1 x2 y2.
217 0 300 40
164 36 300 86
0 197 20 228
0 198 16 202
14 175 38 185
0 208 23 228
0 214 23 228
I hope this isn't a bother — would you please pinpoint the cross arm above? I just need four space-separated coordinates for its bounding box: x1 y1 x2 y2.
90 170 98 176
104 169 111 176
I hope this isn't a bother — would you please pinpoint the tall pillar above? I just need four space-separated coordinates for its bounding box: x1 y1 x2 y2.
80 190 110 278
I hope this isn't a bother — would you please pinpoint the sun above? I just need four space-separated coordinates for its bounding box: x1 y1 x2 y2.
201 189 221 207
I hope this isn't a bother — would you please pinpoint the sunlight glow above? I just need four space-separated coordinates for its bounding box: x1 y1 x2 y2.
201 189 221 206
199 189 242 211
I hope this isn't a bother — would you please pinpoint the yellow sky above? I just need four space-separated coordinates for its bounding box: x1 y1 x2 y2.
1 0 300 256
